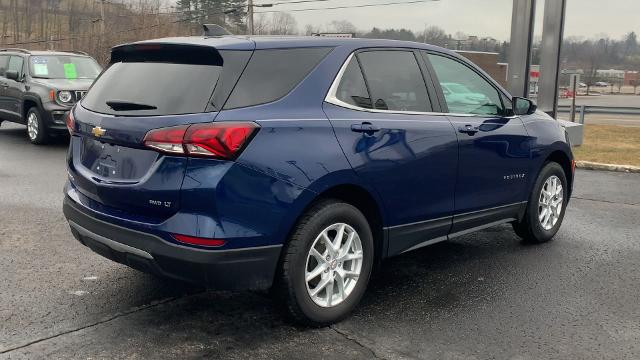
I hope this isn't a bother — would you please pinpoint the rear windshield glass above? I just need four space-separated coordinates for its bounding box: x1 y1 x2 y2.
223 47 332 110
30 55 101 79
82 47 250 116
82 62 222 116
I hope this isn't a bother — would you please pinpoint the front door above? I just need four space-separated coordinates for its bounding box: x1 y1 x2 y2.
2 55 25 121
0 54 12 120
324 49 459 256
423 52 531 234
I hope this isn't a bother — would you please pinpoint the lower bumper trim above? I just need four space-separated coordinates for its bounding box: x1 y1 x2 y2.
63 197 283 290
69 220 153 260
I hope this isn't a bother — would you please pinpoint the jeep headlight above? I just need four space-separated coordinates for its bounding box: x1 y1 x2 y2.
58 90 72 103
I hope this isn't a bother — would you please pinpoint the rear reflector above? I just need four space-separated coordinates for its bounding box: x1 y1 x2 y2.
143 122 258 159
172 234 226 247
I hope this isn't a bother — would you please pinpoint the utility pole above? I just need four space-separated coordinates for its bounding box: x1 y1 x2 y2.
246 2 272 35
99 0 106 38
247 0 254 35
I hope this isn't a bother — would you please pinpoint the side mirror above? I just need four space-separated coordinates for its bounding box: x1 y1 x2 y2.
513 97 537 115
5 70 20 81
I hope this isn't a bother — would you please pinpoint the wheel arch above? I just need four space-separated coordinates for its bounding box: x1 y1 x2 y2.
22 96 42 119
314 184 385 267
544 149 573 197
277 181 387 280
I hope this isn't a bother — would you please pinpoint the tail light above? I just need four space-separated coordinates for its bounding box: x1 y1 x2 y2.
143 122 258 159
65 110 75 134
172 234 225 247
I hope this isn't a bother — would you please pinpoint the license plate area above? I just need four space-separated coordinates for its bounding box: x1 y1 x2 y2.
80 137 158 181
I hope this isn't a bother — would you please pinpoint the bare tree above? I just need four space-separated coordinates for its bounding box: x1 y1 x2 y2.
253 13 270 35
269 12 298 35
420 25 447 46
304 24 321 36
328 20 356 34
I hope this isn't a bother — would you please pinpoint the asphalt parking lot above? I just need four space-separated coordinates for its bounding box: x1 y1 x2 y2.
1 121 639 360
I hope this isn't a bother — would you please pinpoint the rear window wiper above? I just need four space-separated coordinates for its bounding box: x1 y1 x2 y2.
105 100 158 111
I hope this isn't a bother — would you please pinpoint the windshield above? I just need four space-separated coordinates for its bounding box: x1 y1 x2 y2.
29 55 101 79
447 83 472 93
82 61 223 116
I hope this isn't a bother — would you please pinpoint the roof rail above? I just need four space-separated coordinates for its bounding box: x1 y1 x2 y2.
0 48 30 54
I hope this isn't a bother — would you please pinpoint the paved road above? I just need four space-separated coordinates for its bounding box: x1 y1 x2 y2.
1 122 640 360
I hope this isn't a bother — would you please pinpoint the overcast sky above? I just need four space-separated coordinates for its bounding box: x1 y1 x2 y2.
252 0 639 40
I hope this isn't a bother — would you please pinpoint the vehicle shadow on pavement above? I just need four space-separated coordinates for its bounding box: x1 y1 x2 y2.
0 123 69 148
16 225 546 359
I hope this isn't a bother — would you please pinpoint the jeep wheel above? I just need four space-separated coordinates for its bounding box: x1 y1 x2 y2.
26 107 48 144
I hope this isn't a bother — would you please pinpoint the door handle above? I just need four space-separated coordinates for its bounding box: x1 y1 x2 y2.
458 124 479 135
351 122 380 134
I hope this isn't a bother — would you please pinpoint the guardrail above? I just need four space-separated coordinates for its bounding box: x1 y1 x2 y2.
556 105 640 124
557 105 640 115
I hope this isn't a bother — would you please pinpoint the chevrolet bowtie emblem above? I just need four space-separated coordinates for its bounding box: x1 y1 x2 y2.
92 126 106 137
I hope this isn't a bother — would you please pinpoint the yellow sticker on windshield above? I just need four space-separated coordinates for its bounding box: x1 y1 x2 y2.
63 63 77 79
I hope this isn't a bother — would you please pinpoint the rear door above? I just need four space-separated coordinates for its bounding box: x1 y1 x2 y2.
324 49 459 256
423 52 531 234
68 43 252 219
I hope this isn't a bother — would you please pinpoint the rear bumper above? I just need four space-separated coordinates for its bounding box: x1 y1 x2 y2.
63 197 282 290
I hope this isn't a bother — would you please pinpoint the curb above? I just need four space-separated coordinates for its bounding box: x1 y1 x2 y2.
576 161 640 173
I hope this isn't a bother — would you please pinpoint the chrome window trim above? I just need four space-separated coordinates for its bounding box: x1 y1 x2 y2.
324 50 517 119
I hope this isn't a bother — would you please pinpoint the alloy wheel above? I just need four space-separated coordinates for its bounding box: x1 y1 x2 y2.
305 223 363 308
538 175 563 231
27 112 39 141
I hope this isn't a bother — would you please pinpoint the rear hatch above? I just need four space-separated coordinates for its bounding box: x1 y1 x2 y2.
68 41 254 220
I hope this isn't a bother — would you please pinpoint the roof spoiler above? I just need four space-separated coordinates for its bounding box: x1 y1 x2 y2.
202 24 232 37
111 43 223 66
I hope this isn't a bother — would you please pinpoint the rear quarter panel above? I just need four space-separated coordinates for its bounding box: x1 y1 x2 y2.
210 45 388 246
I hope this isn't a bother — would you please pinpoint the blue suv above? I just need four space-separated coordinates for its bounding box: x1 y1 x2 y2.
63 36 574 325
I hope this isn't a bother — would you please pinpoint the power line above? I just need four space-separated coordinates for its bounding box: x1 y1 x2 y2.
255 0 438 14
1 0 440 47
1 6 244 46
262 0 331 5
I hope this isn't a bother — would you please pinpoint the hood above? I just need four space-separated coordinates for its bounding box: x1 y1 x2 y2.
31 78 95 91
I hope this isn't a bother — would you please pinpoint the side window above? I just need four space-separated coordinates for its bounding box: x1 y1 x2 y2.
426 53 505 116
224 47 332 110
0 55 9 77
8 56 24 77
335 57 372 109
357 50 431 112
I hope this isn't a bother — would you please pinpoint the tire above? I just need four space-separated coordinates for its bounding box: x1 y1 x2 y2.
26 107 48 144
275 199 374 326
513 162 568 243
